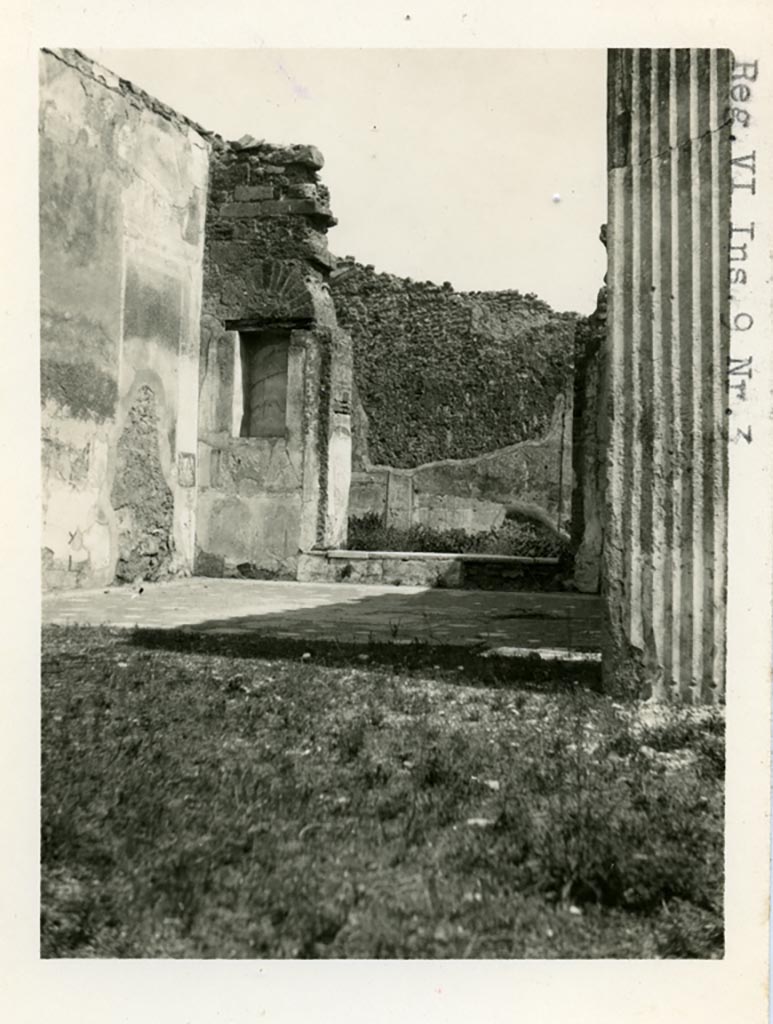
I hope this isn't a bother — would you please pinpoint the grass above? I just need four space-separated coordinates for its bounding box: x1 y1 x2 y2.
347 513 568 559
41 625 724 959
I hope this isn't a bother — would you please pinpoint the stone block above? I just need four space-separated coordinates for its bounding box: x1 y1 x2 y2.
295 145 325 169
297 553 335 582
219 198 331 219
219 201 266 218
264 144 325 170
304 229 336 271
233 134 263 150
287 183 317 199
210 222 235 240
344 558 384 583
264 199 331 218
233 184 275 202
381 556 461 588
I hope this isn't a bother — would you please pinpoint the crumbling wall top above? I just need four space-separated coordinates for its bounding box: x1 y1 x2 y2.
42 49 329 166
42 48 218 146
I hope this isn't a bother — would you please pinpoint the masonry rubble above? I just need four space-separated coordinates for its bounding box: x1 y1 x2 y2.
331 259 577 538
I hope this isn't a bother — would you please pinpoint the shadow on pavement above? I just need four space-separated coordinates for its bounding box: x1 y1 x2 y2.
139 583 600 647
128 627 602 692
123 585 602 692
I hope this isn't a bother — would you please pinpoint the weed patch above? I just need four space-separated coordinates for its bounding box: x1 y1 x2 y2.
347 513 567 558
41 626 724 958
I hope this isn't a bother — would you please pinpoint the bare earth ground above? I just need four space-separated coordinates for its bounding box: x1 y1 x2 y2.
41 584 723 959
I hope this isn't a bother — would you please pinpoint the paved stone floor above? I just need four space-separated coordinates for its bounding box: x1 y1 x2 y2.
42 578 602 655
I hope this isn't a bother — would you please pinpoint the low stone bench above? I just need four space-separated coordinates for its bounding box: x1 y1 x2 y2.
297 550 562 591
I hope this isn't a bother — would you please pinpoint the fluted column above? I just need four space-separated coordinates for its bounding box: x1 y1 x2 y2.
604 49 731 702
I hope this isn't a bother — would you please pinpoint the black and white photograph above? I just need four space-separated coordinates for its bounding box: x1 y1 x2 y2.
3 3 772 1022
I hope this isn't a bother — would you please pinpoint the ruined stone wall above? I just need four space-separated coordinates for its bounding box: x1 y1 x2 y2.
196 139 352 577
349 394 572 539
331 261 576 534
40 49 209 589
571 277 608 593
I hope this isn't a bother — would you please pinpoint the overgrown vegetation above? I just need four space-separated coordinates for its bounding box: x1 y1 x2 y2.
332 263 577 467
347 513 567 558
42 626 723 959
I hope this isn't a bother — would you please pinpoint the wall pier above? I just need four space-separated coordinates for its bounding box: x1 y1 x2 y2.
195 139 353 578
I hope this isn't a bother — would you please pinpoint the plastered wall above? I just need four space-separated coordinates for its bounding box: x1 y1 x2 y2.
40 49 209 589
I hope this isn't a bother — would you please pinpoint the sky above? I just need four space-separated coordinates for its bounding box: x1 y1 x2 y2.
91 49 607 314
